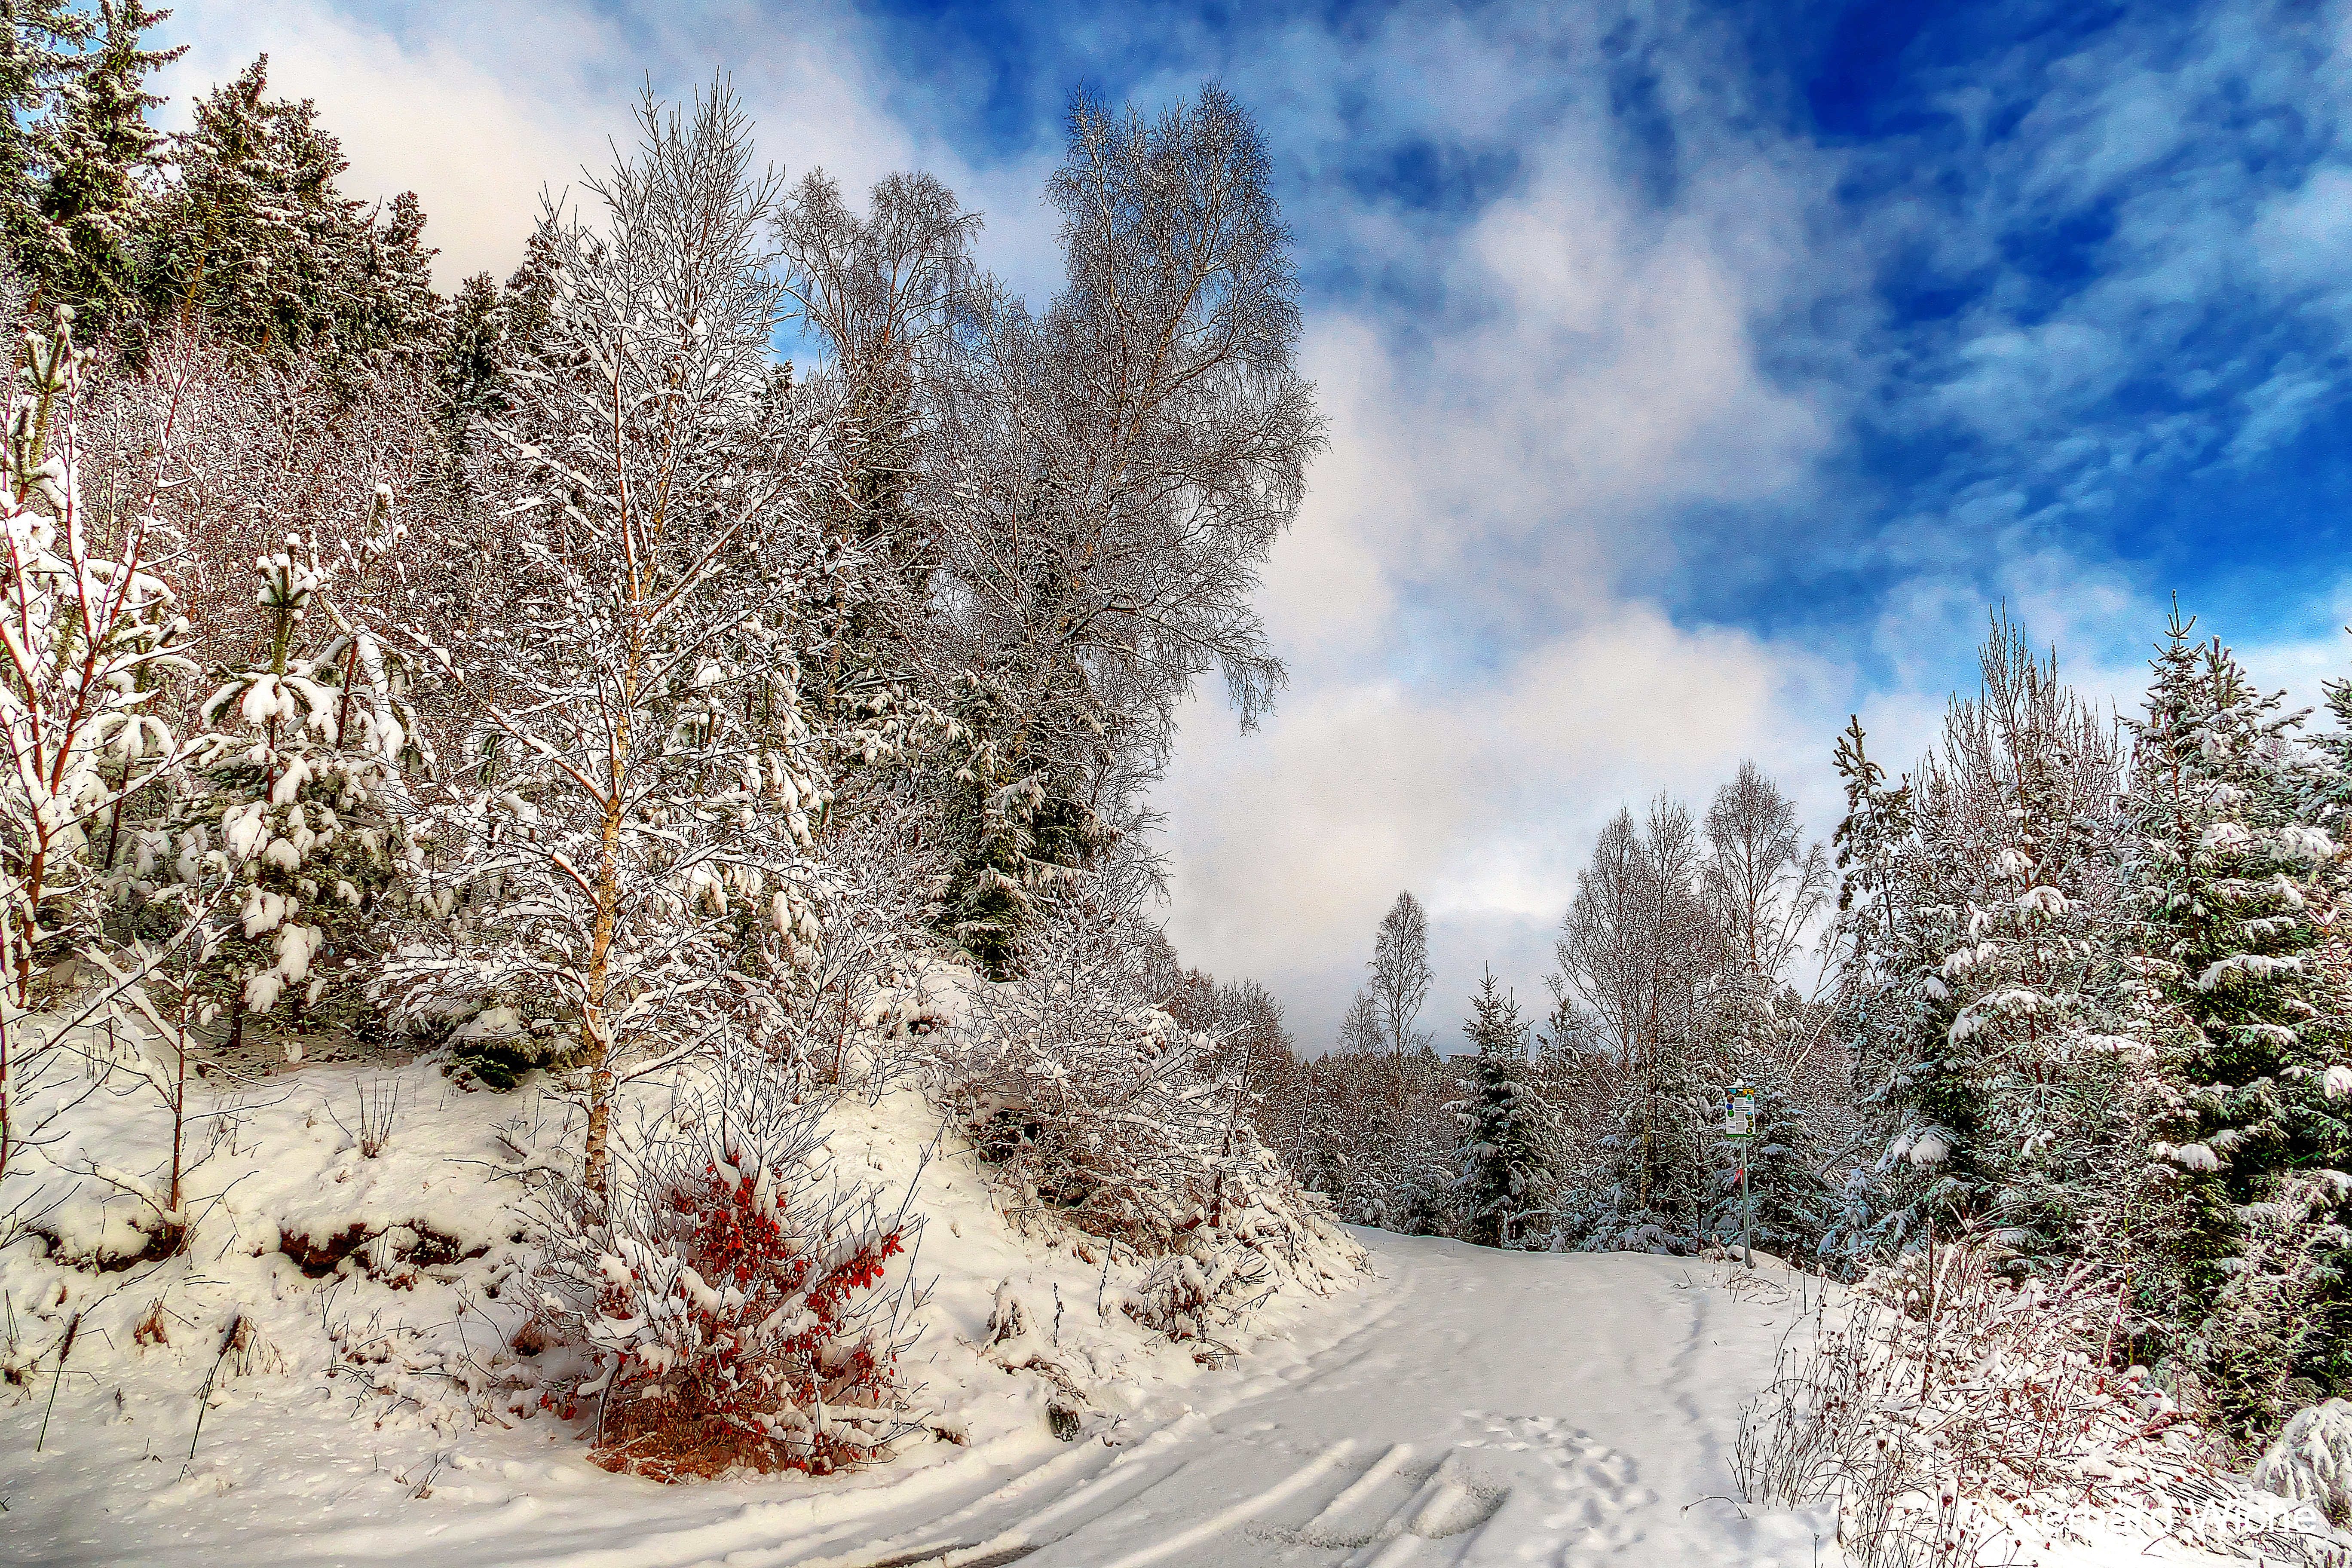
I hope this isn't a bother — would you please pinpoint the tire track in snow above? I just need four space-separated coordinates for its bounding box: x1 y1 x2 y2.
685 1237 1826 1568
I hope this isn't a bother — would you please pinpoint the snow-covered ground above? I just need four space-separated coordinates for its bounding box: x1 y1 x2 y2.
840 1235 1843 1568
0 1052 2324 1568
4 1208 1832 1566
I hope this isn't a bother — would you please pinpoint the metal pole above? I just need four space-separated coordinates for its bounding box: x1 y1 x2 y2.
1740 1148 1753 1269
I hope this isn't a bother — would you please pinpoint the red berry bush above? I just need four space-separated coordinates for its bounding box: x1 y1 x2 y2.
532 1052 926 1481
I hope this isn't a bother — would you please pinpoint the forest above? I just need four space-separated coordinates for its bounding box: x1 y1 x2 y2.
1267 617 2352 1446
0 5 2348 1563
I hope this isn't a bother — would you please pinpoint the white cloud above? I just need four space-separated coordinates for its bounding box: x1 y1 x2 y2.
1161 603 1849 1049
1152 14 1859 1046
157 0 619 282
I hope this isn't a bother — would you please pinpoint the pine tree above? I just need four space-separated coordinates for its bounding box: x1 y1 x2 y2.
2127 608 2352 1430
1454 968 1547 1247
23 0 179 332
136 56 441 373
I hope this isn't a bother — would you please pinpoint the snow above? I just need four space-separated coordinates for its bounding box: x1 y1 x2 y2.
1906 1129 1953 1167
2257 1397 2352 1527
2 1131 1827 1567
0 1054 1352 1565
0 1056 2320 1568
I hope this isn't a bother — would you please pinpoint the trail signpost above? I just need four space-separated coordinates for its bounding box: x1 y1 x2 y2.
1724 1083 1757 1268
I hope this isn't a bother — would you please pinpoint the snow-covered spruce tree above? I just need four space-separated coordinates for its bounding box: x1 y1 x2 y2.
935 659 1109 979
1453 968 1550 1248
0 1 97 291
381 87 845 1198
1819 714 1929 1265
135 55 441 375
170 505 420 1058
1844 620 2138 1272
2127 609 2352 1430
9 1 180 334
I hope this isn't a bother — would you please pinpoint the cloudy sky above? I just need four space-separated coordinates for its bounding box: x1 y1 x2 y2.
154 0 2352 1048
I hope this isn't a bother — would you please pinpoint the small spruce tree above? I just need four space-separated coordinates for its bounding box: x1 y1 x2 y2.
1454 968 1547 1247
173 511 419 1056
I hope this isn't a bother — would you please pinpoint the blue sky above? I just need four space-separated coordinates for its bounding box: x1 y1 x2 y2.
155 0 2352 1047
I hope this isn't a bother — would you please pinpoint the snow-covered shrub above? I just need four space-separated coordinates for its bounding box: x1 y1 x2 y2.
528 1050 927 1480
944 902 1361 1338
2259 1399 2352 1527
1118 1241 1274 1354
947 901 1225 1246
1734 1241 2322 1566
951 909 1298 1231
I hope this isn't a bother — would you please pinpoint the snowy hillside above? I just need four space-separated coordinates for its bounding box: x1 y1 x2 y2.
0 1038 1826 1568
0 1052 1363 1565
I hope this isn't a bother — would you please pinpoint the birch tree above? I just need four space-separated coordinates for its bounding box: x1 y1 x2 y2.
923 85 1323 965
383 86 840 1199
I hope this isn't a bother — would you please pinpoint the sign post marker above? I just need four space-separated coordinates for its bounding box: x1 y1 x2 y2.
1724 1082 1757 1269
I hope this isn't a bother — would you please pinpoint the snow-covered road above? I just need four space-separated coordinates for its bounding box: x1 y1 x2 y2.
850 1230 1834 1568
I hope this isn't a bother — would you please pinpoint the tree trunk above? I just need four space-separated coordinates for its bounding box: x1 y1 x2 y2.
579 769 628 1200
